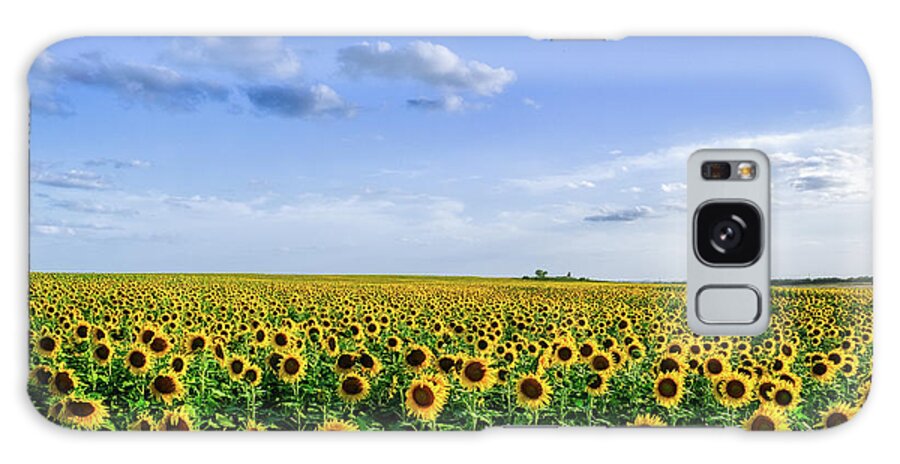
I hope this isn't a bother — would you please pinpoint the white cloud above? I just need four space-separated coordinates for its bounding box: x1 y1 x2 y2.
31 169 108 190
660 182 686 193
338 41 516 96
406 95 468 112
166 37 301 80
522 98 541 109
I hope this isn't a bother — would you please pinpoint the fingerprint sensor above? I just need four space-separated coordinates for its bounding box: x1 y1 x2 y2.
696 286 761 325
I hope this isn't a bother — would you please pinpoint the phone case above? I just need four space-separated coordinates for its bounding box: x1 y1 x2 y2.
27 37 872 431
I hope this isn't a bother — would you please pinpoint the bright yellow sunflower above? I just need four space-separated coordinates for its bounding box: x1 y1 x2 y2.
516 373 552 410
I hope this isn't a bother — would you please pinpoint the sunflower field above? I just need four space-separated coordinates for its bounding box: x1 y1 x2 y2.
28 273 872 431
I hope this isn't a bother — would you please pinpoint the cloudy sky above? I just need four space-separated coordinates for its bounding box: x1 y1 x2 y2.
29 37 872 280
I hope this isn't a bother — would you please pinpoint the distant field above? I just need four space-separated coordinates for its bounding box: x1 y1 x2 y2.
28 273 872 431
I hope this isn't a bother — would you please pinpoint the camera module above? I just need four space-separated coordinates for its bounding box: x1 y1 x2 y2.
694 201 762 266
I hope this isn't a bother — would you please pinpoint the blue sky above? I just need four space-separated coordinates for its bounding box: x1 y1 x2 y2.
29 37 872 279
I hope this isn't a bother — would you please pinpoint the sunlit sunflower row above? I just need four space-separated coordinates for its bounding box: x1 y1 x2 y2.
28 273 872 431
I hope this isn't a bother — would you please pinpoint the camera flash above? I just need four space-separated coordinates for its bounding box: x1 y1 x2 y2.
737 162 756 180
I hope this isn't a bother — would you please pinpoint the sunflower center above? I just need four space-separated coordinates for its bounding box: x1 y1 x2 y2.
337 354 355 369
591 355 610 371
172 358 185 372
342 377 364 395
284 358 300 375
726 380 746 399
95 345 110 360
245 370 258 382
66 401 96 418
557 347 573 361
150 337 168 352
464 362 486 382
275 334 288 346
39 337 56 352
751 416 776 431
657 378 677 398
141 330 155 344
588 374 603 389
580 345 594 357
54 372 74 394
230 360 244 374
191 337 205 351
826 412 849 428
412 385 435 407
406 349 426 367
759 382 775 401
438 358 455 373
660 358 679 372
360 354 375 369
76 326 89 338
129 351 147 368
774 389 793 406
521 378 543 399
35 369 52 384
812 363 828 376
154 375 177 394
707 359 723 375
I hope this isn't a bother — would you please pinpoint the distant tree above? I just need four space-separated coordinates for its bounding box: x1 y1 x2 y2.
535 269 548 279
566 271 572 278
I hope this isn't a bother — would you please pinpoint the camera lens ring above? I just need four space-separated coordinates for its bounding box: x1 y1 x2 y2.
693 201 763 267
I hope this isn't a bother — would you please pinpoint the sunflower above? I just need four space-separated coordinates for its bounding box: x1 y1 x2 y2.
49 366 78 396
437 354 458 374
33 331 60 358
226 355 249 381
29 365 53 386
770 380 800 410
715 372 755 408
150 372 185 404
585 373 609 396
93 343 112 365
73 320 91 342
148 335 171 357
317 419 359 431
59 398 108 430
656 353 686 374
743 404 790 431
170 355 188 375
184 333 207 354
628 413 667 427
124 345 152 375
358 352 382 375
46 400 65 423
322 335 340 356
588 351 614 374
337 374 370 403
701 355 729 379
653 372 685 408
816 402 859 429
243 419 268 431
158 407 193 431
404 344 433 373
406 378 448 421
243 365 262 387
459 357 496 391
516 373 552 410
137 324 158 345
334 352 357 374
269 330 292 351
756 376 778 403
128 414 157 431
385 335 403 353
578 340 597 360
278 353 308 383
92 326 108 344
809 358 836 382
552 340 577 367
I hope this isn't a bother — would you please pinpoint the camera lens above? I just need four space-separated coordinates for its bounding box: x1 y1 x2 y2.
710 218 743 251
694 202 762 265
